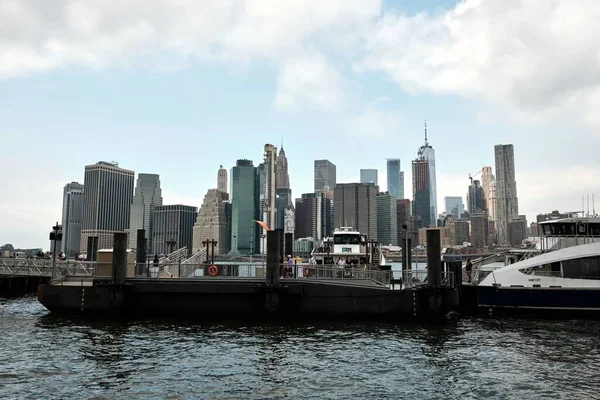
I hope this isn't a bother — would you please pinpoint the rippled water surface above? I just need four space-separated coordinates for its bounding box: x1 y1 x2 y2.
2 297 600 399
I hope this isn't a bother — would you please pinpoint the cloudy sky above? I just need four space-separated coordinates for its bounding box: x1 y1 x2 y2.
2 0 599 249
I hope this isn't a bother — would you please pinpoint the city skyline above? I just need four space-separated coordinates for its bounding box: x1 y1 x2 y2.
2 0 599 248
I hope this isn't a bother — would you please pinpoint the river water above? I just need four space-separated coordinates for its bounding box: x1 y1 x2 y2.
2 297 600 400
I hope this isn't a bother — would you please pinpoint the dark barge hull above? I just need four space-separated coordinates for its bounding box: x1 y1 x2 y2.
37 278 458 320
470 285 600 318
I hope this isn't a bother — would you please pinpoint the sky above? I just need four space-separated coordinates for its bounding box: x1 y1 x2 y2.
2 0 600 250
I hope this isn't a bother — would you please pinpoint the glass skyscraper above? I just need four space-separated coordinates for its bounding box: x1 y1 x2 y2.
230 159 260 254
386 159 404 199
360 169 378 185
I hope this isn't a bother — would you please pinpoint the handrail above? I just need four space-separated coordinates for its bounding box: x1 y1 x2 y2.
402 269 454 289
181 248 207 265
143 263 392 288
0 259 97 278
159 247 188 264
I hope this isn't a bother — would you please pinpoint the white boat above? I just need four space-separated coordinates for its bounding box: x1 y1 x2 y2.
474 216 600 315
311 227 387 266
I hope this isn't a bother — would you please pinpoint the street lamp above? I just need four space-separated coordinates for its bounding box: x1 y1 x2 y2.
402 224 410 271
233 235 237 253
49 222 62 278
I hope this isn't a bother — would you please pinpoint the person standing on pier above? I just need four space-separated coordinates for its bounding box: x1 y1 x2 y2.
286 255 294 278
465 259 473 283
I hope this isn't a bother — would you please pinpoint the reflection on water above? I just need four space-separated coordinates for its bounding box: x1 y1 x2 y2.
2 297 600 399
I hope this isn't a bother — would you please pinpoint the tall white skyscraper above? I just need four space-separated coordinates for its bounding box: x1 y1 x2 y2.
258 144 278 253
61 182 84 257
217 165 228 193
494 144 519 245
481 166 496 221
418 121 437 226
128 173 162 253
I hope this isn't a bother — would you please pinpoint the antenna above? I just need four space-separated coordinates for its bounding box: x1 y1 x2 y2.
587 194 590 217
594 194 596 216
582 196 585 217
424 119 428 146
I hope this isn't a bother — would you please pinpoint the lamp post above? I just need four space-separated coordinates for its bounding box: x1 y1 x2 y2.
233 235 237 253
50 222 62 278
402 223 410 272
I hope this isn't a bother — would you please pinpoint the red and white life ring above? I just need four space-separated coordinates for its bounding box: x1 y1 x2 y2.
208 265 218 276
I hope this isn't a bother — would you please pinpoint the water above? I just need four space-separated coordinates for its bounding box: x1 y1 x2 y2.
2 297 600 399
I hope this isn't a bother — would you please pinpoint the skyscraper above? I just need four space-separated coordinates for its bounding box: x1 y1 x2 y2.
360 169 378 185
396 199 411 246
276 144 290 189
61 182 84 257
217 165 228 193
334 183 378 239
386 159 404 200
376 192 398 246
467 180 485 215
481 166 496 221
230 159 260 254
314 159 336 192
470 214 489 249
294 192 333 240
494 144 519 245
444 196 465 220
128 173 162 253
192 189 231 255
80 161 135 252
412 158 431 230
258 144 278 253
275 188 293 230
418 121 437 226
152 204 197 256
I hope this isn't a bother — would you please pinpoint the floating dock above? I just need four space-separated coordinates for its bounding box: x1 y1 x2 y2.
37 229 461 320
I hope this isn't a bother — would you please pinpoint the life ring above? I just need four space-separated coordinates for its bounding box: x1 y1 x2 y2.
208 265 218 276
303 266 310 277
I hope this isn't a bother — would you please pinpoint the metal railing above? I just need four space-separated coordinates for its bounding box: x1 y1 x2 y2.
159 247 188 264
402 269 455 289
181 248 207 265
299 264 391 287
138 263 392 288
0 259 97 279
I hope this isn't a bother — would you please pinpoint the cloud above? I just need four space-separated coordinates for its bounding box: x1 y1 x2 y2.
274 52 343 110
347 108 402 138
358 0 600 126
0 0 381 109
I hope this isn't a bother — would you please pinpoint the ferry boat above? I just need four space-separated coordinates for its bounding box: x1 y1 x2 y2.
475 217 600 316
310 227 386 267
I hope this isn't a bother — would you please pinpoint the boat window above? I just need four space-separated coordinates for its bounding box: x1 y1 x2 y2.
550 262 561 276
590 224 600 236
333 234 361 245
562 257 600 280
542 223 577 236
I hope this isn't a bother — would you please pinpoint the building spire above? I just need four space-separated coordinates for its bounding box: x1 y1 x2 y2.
281 136 284 150
424 119 428 146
